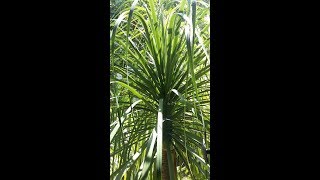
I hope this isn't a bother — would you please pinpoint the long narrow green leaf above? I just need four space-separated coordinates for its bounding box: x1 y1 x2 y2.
165 142 176 180
139 129 157 180
113 142 148 180
110 99 142 143
172 143 195 180
156 99 163 180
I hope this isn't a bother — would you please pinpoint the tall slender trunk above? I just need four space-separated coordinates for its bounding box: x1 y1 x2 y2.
162 105 177 179
162 147 169 180
162 144 177 180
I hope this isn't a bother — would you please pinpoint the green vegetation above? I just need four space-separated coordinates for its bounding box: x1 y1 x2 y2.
110 0 210 179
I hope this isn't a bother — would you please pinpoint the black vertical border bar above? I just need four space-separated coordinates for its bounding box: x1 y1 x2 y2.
96 0 109 179
212 0 224 179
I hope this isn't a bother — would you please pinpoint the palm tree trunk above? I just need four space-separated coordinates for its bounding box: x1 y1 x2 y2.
162 147 170 180
162 144 177 180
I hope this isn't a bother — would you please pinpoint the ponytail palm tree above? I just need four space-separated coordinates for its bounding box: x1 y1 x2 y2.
110 0 210 179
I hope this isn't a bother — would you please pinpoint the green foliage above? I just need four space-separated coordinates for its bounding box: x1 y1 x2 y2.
110 0 210 179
